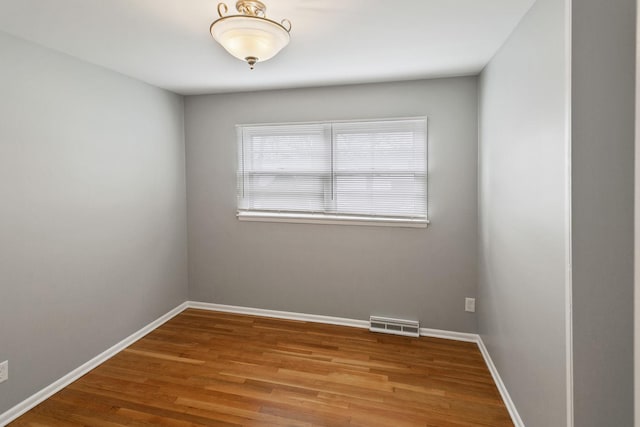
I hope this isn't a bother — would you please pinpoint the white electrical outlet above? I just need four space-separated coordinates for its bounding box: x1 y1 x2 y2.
0 360 7 383
465 298 476 313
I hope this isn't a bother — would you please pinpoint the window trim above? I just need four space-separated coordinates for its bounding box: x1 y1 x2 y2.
237 211 429 228
236 116 428 128
236 116 429 228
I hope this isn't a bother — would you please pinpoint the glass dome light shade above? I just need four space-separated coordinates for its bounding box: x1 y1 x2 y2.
210 16 290 63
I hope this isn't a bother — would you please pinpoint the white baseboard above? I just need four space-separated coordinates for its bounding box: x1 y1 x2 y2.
1 300 524 427
187 301 370 329
477 336 525 427
0 301 189 426
188 301 479 343
419 327 478 342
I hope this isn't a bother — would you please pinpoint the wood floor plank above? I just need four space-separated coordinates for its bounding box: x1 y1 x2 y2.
10 309 513 426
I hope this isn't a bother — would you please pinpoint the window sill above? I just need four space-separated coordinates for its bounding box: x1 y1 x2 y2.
237 212 429 228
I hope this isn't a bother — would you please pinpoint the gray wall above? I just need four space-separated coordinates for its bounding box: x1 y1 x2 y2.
185 78 479 333
0 32 188 415
572 0 636 425
478 0 569 425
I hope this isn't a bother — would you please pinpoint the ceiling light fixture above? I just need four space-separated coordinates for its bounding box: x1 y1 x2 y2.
210 0 292 70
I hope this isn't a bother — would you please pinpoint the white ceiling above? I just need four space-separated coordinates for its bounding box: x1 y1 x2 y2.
0 0 535 95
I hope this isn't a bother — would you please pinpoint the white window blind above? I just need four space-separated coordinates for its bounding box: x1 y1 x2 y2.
237 118 428 226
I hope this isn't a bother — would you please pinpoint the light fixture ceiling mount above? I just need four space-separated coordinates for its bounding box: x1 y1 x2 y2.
210 0 292 70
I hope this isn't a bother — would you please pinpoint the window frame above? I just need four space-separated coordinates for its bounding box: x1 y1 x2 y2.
236 117 429 228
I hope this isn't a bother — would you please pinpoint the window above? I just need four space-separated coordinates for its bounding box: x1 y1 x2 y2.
237 118 428 227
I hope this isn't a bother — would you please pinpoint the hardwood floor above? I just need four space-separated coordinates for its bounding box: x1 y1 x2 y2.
10 309 513 426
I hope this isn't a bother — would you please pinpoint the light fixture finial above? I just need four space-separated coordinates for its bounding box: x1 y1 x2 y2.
246 57 257 70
